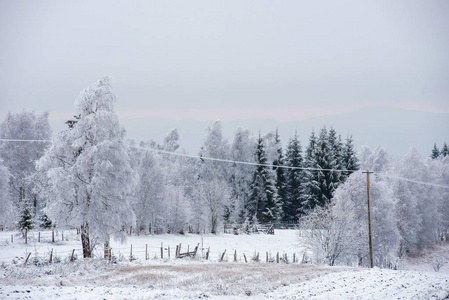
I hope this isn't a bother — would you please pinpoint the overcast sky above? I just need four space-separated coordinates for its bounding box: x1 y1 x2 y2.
1 0 448 122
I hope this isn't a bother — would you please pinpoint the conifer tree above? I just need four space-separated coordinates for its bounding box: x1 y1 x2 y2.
341 135 359 180
431 143 440 159
327 127 344 190
272 129 287 220
315 127 335 206
247 134 280 224
284 132 303 220
301 130 321 211
441 142 448 157
18 200 34 231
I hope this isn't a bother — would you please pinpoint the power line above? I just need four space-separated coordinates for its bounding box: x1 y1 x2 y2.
0 138 51 143
380 174 449 189
1 138 448 189
131 145 358 173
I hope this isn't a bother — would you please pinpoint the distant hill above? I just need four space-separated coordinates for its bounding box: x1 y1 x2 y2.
50 106 449 157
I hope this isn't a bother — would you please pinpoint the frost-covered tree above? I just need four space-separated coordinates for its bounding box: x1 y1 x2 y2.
201 179 230 234
428 156 449 241
332 172 399 267
0 111 51 218
37 77 136 258
129 146 166 235
228 128 256 223
0 159 14 228
284 132 303 221
390 148 439 257
198 121 230 182
194 121 231 232
299 203 355 266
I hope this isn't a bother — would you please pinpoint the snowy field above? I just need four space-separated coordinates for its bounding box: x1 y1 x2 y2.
1 229 448 299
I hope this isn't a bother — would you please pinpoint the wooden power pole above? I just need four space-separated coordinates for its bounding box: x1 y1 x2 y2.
363 170 374 268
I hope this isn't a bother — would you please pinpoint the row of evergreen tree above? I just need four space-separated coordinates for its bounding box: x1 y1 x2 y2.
431 142 448 159
243 127 359 225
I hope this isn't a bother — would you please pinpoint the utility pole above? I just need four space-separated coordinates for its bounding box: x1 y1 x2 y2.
363 170 374 268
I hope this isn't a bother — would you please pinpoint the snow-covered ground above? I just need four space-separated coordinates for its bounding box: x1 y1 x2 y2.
1 229 448 299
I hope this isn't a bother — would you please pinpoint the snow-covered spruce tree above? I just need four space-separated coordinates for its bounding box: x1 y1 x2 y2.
341 135 359 181
431 143 440 159
327 127 344 187
247 134 280 224
229 128 256 223
441 142 449 157
37 77 136 258
18 200 34 231
0 111 51 221
301 130 321 211
272 129 287 222
284 132 303 221
0 158 14 228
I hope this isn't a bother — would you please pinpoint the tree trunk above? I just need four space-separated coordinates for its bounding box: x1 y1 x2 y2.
81 223 91 258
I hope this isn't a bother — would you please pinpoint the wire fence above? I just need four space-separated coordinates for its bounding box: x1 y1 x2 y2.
1 229 308 266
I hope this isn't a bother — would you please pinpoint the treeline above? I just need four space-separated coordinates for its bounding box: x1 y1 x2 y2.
300 146 449 267
0 77 447 263
0 78 357 256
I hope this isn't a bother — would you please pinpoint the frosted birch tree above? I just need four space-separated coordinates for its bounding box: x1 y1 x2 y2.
37 77 136 258
0 158 13 228
0 111 51 220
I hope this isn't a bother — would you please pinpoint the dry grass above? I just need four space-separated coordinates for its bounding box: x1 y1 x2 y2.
0 261 357 297
86 263 356 296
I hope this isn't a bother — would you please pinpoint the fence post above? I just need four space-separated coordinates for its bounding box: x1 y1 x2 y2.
130 244 133 261
276 252 279 263
49 248 53 263
129 226 132 236
62 230 64 241
266 252 268 262
234 250 237 262
161 243 164 259
145 244 148 260
11 234 13 243
206 247 210 260
257 252 259 262
293 253 296 263
52 230 55 243
24 252 31 265
243 253 247 263
220 250 227 262
71 249 75 262
168 246 170 258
